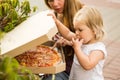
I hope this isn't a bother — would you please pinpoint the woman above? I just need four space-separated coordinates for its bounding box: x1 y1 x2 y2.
43 0 83 80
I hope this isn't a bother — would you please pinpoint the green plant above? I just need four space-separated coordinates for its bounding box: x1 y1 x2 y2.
0 0 37 32
0 56 40 80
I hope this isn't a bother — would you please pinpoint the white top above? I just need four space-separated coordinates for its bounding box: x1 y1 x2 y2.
69 42 107 80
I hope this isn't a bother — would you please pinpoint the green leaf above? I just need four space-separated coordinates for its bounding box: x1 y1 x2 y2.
32 6 37 12
8 9 18 20
2 3 10 15
0 5 3 16
0 0 37 33
21 0 31 15
10 0 19 8
0 30 5 39
11 58 19 69
1 56 12 73
3 22 14 32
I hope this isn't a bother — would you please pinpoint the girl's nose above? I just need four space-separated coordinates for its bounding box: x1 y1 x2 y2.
75 30 79 35
75 30 80 38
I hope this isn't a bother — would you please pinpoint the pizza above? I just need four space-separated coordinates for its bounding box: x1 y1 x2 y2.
15 45 61 67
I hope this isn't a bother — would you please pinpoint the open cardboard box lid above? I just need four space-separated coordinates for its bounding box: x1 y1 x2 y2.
1 10 57 57
0 10 65 74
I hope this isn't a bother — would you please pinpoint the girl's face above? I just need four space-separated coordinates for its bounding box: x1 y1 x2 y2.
74 22 95 44
48 0 65 14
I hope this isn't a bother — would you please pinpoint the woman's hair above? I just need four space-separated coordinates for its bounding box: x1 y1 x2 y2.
73 6 105 40
44 0 83 32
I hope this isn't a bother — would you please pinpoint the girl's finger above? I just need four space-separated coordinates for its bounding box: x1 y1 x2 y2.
80 39 84 43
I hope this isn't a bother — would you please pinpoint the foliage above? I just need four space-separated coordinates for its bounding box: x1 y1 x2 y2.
0 56 40 80
0 0 37 32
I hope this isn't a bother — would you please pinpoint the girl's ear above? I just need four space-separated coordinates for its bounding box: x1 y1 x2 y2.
92 30 97 38
92 28 96 35
94 31 96 35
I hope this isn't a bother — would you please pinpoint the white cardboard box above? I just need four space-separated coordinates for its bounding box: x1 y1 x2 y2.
0 10 65 74
1 10 57 57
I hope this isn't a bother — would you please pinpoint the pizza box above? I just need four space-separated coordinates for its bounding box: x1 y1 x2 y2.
0 10 57 57
0 10 66 74
27 62 66 74
25 41 66 74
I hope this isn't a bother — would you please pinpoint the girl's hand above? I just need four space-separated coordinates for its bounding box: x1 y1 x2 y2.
47 13 57 23
72 38 84 49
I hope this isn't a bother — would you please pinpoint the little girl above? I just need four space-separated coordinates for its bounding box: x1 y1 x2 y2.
48 6 107 80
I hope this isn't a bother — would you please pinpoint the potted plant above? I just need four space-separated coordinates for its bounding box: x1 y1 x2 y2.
0 56 40 80
0 0 37 37
0 0 40 80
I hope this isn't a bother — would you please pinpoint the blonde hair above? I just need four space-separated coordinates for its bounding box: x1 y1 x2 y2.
44 0 83 32
73 6 105 40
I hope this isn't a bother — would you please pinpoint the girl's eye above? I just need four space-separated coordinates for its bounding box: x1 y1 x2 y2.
79 29 82 32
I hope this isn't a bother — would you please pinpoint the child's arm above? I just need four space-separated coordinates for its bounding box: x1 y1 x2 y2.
72 38 104 70
55 19 75 40
48 13 75 41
